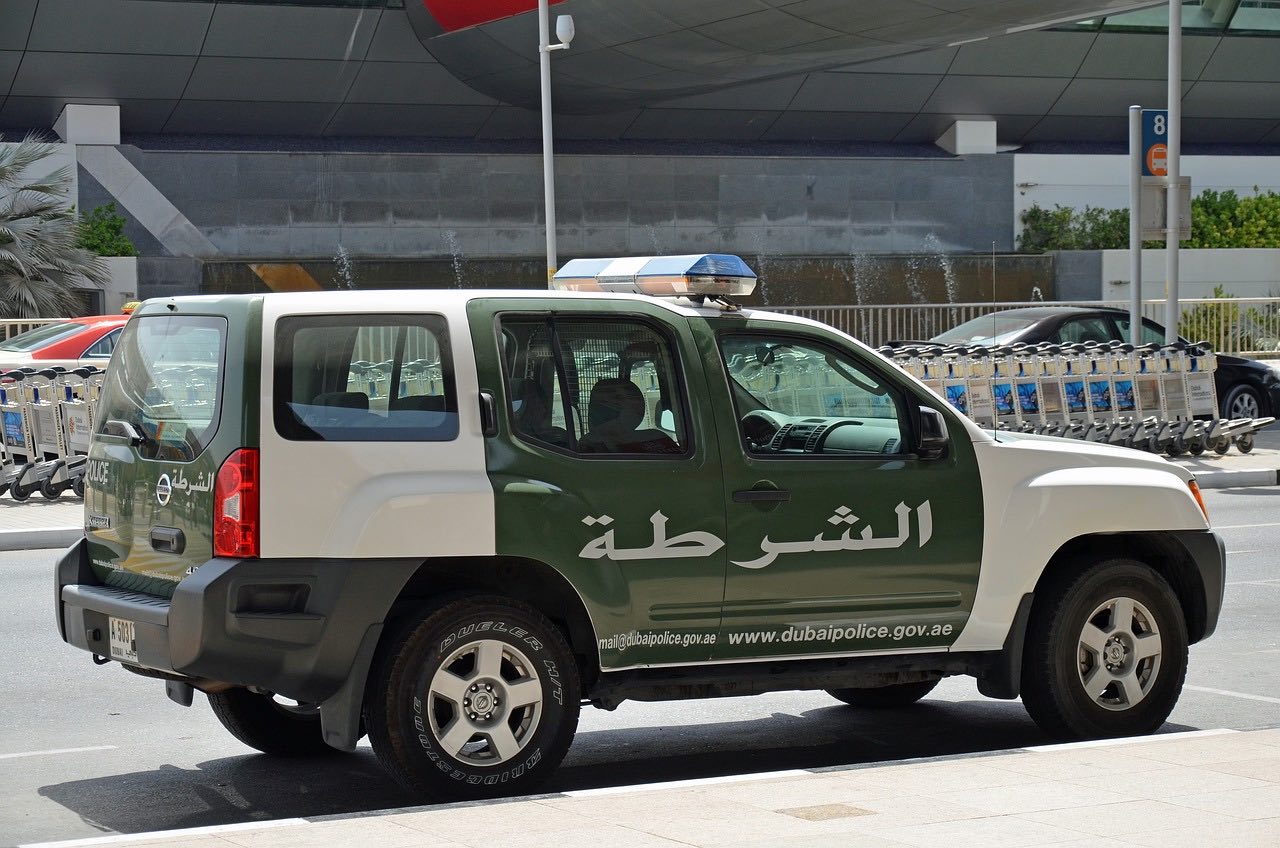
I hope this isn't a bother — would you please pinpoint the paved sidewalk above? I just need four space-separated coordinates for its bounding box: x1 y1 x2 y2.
24 728 1280 848
0 497 83 551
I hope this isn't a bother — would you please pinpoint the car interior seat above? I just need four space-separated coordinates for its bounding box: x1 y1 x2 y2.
578 378 680 454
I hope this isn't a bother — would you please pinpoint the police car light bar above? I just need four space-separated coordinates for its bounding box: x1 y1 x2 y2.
551 254 757 297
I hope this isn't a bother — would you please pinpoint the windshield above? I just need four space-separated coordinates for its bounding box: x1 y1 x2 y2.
94 315 226 461
932 314 1040 345
0 322 82 351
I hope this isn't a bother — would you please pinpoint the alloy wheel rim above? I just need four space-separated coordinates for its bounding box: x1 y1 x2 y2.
1229 392 1259 419
427 638 543 766
1076 596 1162 712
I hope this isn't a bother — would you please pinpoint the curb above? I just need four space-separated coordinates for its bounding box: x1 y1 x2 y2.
1191 468 1280 489
0 527 81 552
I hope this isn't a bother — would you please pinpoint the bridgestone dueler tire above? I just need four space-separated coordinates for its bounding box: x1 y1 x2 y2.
366 596 581 801
826 679 940 708
207 688 341 757
1021 558 1187 740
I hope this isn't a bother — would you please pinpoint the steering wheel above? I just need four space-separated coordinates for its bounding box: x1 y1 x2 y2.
741 410 783 451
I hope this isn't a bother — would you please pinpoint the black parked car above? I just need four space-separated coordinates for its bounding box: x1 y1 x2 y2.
925 306 1280 421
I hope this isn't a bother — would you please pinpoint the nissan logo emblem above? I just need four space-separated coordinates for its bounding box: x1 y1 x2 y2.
156 473 173 506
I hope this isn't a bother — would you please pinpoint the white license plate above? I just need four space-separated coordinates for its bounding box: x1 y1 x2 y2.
108 617 137 663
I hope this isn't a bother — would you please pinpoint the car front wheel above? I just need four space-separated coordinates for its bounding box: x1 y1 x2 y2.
1021 558 1188 740
1221 384 1262 420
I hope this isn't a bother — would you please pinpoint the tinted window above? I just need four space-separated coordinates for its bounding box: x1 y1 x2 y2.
1115 317 1167 345
94 315 225 461
274 315 458 442
500 316 688 457
1051 317 1113 344
83 328 122 359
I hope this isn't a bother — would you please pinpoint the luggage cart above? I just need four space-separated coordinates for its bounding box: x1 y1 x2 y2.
8 369 69 499
45 367 101 498
1 371 36 498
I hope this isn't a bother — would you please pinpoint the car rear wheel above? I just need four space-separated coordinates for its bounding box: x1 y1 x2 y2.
827 679 939 708
208 688 344 756
1021 558 1187 740
366 596 581 801
1221 384 1261 420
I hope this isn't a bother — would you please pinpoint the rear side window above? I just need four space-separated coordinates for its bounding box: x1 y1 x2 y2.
274 314 458 442
94 315 225 461
83 328 121 359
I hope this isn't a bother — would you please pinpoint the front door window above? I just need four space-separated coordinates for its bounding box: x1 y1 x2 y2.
719 334 907 457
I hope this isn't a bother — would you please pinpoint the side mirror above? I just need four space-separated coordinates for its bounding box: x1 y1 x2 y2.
917 406 949 459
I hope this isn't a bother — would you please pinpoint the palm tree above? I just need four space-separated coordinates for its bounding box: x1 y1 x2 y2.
0 133 107 318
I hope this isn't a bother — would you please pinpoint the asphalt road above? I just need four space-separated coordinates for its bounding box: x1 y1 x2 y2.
2 487 1277 846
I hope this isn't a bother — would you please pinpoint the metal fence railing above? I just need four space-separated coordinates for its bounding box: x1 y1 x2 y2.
1 319 58 342
8 298 1280 358
761 299 1280 358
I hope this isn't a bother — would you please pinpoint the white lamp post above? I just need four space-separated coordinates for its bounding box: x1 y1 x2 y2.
538 1 574 284
1165 0 1181 342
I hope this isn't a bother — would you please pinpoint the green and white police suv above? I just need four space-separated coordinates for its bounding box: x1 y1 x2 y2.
56 254 1223 800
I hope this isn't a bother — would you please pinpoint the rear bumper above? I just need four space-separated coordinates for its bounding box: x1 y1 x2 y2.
56 538 419 703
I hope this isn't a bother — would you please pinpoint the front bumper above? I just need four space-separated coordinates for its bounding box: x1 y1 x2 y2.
55 538 419 703
1169 529 1226 642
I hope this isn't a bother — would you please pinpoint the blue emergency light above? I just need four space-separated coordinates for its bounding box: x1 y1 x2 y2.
551 254 757 297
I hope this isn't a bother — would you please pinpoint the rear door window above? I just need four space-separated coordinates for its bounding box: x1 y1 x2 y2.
274 314 458 442
82 328 122 361
500 316 689 456
1051 317 1113 344
93 315 225 461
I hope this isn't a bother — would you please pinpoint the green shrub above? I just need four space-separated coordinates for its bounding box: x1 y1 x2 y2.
77 203 137 257
1018 189 1280 253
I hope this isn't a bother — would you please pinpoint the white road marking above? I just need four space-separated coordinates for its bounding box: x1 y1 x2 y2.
1225 550 1259 555
1185 685 1280 706
20 818 307 848
1226 579 1280 586
0 746 116 761
1215 522 1280 529
1024 728 1238 753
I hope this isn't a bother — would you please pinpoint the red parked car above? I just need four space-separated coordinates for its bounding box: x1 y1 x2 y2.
0 314 131 373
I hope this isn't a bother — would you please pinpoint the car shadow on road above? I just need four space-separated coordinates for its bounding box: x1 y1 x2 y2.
36 697 1200 839
552 698 1199 791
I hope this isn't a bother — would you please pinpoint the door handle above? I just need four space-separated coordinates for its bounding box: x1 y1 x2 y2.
732 488 791 503
150 526 186 554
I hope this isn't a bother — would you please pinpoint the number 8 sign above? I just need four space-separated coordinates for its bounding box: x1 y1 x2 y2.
1142 109 1169 177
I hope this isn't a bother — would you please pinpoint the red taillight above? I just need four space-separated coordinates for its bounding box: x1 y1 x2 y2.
214 448 259 558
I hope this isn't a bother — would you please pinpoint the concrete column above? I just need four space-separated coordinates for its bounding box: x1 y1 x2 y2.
935 120 997 155
53 104 121 145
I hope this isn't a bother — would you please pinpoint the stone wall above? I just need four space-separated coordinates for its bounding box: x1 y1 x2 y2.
110 147 1014 267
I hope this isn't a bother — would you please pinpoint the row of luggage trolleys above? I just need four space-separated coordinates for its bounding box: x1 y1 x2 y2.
1 367 105 501
882 340 1274 456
